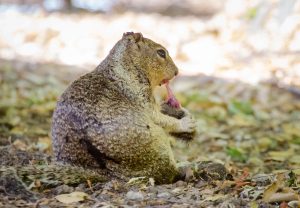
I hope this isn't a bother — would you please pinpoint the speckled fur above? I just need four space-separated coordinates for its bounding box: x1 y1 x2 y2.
51 32 196 184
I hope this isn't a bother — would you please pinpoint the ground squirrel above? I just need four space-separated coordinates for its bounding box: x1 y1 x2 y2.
51 32 196 184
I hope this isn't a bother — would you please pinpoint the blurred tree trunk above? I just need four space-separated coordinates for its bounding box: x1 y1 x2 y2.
63 0 73 11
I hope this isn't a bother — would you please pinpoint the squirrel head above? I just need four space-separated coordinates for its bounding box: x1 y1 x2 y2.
114 32 179 89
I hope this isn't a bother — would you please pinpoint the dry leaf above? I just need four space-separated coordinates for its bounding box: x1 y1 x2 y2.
289 155 300 164
263 182 279 203
127 177 147 185
55 192 89 204
202 194 226 202
149 178 155 186
35 137 52 152
12 139 28 151
263 174 287 203
250 201 259 208
268 149 294 161
288 201 300 208
263 174 299 203
293 169 300 175
267 192 299 203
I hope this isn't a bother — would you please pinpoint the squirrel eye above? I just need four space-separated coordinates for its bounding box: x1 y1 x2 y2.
157 49 166 58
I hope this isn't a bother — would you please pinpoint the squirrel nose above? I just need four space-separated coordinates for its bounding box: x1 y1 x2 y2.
174 70 178 76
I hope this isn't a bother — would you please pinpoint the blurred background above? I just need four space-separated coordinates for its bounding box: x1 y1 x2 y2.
0 0 299 85
1 0 300 173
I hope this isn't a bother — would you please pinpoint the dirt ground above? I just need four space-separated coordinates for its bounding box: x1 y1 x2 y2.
0 59 299 207
1 1 300 206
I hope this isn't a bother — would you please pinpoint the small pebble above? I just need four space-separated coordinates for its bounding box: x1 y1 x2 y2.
126 191 144 201
157 192 171 198
288 200 300 208
175 180 187 187
147 186 158 194
171 188 183 194
146 193 156 199
54 185 74 194
251 174 271 186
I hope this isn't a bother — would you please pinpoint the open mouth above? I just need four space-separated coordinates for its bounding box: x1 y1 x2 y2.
162 80 180 109
160 79 169 85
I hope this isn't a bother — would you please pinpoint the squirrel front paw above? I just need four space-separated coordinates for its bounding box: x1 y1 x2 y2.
160 102 196 140
178 115 197 133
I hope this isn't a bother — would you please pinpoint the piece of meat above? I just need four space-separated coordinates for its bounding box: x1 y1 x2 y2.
161 82 195 142
165 82 180 108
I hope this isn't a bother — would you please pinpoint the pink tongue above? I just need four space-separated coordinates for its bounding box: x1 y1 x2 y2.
165 82 180 108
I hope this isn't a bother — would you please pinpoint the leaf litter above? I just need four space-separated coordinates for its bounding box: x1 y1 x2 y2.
0 61 300 207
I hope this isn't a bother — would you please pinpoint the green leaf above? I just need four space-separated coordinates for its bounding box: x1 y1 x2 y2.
226 147 247 162
228 100 253 115
287 171 297 187
291 136 300 145
245 7 258 20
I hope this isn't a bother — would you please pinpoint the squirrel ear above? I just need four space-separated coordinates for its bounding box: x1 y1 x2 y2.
123 32 143 43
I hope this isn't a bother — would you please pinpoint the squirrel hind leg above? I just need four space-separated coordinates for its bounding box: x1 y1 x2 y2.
53 132 104 169
79 138 107 168
79 138 120 169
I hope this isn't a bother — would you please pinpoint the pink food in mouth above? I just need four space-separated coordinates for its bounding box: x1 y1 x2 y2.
165 81 180 108
161 79 169 85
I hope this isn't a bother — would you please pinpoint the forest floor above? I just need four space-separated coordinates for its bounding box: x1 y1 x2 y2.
0 59 299 207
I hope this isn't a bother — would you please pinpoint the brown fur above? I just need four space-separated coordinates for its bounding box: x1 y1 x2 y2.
51 32 196 184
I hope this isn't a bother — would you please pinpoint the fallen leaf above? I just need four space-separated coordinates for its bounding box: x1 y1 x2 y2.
250 201 259 208
293 169 300 175
288 201 300 208
12 139 28 151
289 155 300 164
235 168 250 189
282 123 300 138
228 100 253 115
35 137 52 152
149 178 155 186
227 114 256 127
263 174 286 203
202 194 226 202
87 179 93 192
263 182 280 203
267 192 299 203
268 149 294 161
127 177 147 185
55 192 89 204
226 147 247 162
